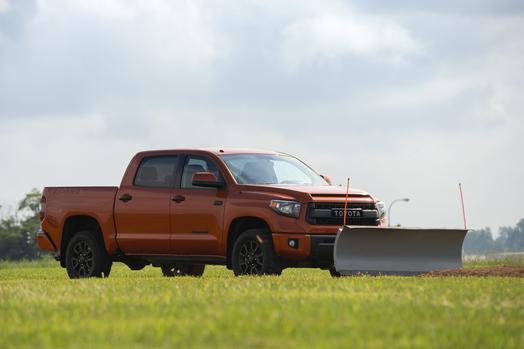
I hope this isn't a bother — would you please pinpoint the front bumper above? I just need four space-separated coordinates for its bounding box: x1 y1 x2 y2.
310 235 336 262
272 233 336 266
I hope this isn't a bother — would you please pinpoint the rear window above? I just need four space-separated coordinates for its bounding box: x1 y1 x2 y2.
134 156 178 188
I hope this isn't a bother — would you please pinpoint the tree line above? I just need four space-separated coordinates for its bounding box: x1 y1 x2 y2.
463 220 524 255
0 189 42 260
0 190 523 260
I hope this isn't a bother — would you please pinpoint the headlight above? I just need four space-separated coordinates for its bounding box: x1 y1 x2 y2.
376 201 386 219
269 200 301 218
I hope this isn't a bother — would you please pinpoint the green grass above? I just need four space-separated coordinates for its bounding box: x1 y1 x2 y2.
1 261 523 349
0 256 58 269
464 256 524 268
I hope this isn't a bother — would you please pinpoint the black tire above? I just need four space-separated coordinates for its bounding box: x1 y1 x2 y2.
161 263 205 277
65 230 112 279
232 228 281 276
102 261 112 277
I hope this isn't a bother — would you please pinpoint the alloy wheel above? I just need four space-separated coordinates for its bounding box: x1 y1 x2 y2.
70 240 94 277
238 240 264 274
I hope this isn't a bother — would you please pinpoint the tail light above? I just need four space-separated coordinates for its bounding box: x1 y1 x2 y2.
39 196 46 221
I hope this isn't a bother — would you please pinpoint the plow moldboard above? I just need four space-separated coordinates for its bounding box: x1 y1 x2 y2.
334 226 468 276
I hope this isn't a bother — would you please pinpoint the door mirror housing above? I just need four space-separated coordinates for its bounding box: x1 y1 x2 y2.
320 175 332 185
192 172 224 188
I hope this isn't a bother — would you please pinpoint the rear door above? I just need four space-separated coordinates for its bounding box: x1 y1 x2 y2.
169 154 227 256
114 155 181 254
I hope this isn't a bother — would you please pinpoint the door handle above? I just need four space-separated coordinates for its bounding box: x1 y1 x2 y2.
118 194 133 202
171 195 186 203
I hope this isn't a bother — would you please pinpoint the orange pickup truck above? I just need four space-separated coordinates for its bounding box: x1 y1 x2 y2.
37 148 385 278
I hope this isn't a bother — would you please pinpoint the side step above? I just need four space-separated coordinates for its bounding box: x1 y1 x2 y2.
333 226 468 276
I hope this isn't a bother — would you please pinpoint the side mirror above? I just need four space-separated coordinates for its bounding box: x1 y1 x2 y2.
192 172 224 188
320 175 332 185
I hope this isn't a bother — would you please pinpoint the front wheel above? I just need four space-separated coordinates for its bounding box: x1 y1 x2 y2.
161 263 205 277
65 231 112 279
232 229 281 276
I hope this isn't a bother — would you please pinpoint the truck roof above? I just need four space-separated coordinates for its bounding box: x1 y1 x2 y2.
200 148 282 155
136 148 283 156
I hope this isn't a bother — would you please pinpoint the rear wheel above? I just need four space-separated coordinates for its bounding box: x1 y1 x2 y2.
161 263 205 277
102 261 112 277
65 231 112 279
232 229 281 276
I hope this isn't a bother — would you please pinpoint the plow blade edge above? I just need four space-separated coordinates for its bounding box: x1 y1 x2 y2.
334 226 467 276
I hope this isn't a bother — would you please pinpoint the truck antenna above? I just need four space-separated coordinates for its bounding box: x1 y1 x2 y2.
343 178 350 226
459 183 467 229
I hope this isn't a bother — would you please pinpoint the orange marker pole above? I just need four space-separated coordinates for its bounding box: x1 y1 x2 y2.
459 183 467 229
343 178 350 226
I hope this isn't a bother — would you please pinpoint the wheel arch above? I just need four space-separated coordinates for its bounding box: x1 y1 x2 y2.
60 215 105 267
226 216 271 269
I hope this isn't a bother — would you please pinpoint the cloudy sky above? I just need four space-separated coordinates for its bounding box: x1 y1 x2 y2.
1 0 523 233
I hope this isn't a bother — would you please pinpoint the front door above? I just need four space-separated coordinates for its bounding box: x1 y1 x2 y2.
114 155 180 254
170 155 226 256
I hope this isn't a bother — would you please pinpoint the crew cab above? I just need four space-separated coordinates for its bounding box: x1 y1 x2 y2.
37 148 386 278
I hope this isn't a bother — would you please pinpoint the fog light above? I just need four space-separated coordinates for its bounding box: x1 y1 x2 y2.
288 239 298 249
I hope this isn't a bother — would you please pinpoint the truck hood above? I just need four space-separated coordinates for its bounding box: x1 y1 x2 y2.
271 185 370 197
238 184 374 203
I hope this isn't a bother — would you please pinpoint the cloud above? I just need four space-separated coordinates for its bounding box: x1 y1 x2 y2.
0 1 523 233
280 12 420 70
0 0 10 13
350 0 524 15
0 0 224 117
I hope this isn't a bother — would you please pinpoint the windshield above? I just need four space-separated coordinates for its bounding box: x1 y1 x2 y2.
221 154 328 186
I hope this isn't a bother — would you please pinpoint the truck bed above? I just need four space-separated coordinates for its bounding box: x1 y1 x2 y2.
41 186 119 254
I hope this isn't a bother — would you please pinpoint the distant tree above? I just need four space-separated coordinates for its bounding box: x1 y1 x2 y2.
18 189 41 217
0 188 43 260
0 217 25 259
463 220 524 255
497 218 524 252
463 228 501 255
17 188 42 259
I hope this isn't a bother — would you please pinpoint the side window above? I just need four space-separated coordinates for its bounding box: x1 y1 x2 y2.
181 155 222 189
134 156 178 188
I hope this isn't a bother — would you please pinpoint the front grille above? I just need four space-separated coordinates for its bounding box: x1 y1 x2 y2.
306 202 379 226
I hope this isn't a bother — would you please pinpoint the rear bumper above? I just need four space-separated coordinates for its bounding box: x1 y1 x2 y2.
272 233 336 267
36 229 57 252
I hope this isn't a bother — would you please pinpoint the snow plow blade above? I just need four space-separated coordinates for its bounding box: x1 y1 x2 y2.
334 226 468 276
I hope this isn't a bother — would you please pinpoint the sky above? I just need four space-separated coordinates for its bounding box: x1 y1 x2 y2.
0 0 523 233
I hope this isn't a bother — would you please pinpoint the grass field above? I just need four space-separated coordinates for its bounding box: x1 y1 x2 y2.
1 259 523 349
